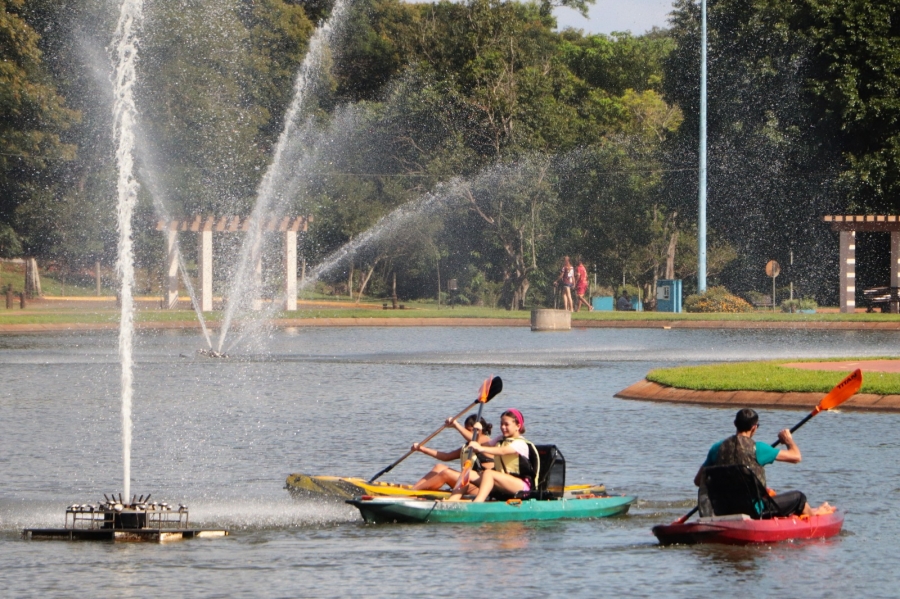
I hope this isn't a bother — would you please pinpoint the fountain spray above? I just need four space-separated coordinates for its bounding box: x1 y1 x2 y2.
216 0 350 353
111 0 142 500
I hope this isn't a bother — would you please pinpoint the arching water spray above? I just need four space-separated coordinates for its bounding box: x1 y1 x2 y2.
217 0 350 353
111 0 143 500
139 166 213 348
222 181 461 354
300 188 459 292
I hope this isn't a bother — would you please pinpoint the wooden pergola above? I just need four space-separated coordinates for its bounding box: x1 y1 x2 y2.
824 215 900 313
155 216 312 311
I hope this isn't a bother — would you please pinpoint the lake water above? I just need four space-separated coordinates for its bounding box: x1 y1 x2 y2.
1 326 898 598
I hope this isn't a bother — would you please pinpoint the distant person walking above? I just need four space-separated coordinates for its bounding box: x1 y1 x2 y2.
574 258 592 312
554 256 575 311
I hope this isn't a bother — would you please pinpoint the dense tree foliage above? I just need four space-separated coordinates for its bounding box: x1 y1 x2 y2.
0 0 79 260
1 0 897 306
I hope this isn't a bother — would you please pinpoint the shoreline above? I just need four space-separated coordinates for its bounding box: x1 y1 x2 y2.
615 379 900 412
4 316 900 334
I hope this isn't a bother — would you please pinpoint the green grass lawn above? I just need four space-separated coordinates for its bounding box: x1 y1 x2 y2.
647 358 900 395
7 299 900 326
0 263 117 297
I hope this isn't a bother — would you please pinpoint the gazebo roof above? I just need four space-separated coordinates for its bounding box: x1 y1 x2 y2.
155 216 311 232
824 215 900 231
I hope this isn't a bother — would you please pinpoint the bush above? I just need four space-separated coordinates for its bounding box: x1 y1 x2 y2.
590 283 614 297
746 290 771 307
781 297 817 313
685 286 754 313
781 299 800 313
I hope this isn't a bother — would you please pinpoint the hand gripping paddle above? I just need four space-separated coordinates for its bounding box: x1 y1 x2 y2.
368 376 503 484
449 376 497 495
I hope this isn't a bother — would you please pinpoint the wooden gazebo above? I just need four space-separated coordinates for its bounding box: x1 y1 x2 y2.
824 215 900 313
156 215 311 311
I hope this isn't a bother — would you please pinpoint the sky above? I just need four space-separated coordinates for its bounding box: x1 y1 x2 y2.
553 0 675 35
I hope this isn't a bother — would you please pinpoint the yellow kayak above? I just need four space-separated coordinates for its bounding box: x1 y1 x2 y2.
285 473 605 501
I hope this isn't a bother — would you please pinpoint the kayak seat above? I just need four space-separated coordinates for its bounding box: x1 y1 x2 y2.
532 445 566 500
703 465 779 519
488 444 566 501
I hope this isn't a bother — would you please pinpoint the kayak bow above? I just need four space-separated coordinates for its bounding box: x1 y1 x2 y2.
285 473 606 501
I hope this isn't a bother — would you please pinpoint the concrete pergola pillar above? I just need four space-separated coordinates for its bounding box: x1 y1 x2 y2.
892 232 900 313
839 230 855 313
284 230 297 311
252 232 263 311
198 229 213 312
166 229 178 309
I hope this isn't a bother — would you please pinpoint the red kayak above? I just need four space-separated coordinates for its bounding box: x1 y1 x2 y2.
652 510 844 545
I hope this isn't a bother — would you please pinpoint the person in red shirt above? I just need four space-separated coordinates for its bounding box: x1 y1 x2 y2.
574 257 592 312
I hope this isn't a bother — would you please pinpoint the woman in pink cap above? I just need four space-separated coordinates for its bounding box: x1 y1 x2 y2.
462 408 536 503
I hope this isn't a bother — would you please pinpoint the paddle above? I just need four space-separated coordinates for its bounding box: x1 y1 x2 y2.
449 377 494 495
367 376 503 484
674 368 862 524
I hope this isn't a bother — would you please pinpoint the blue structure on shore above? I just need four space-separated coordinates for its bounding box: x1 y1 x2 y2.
657 280 682 313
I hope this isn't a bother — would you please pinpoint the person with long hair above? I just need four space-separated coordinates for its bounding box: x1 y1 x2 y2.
554 256 575 311
410 414 493 494
460 409 536 503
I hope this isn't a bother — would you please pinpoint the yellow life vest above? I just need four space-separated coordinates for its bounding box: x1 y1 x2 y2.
493 436 538 483
459 443 493 472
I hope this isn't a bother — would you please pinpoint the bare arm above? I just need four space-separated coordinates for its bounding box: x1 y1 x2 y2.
694 466 704 487
774 429 802 463
446 417 475 442
468 441 519 457
412 443 462 462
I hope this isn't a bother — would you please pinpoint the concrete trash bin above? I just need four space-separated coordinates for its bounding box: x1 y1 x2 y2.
531 309 571 331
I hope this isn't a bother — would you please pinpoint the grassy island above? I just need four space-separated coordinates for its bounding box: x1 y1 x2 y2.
647 359 900 396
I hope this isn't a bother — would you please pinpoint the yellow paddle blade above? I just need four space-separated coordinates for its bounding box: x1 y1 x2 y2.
816 368 862 413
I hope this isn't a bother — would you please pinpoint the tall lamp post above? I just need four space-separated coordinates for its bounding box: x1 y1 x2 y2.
698 0 708 293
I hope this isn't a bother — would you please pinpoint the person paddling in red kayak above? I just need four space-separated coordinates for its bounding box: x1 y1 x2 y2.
694 408 832 518
410 414 494 494
459 408 537 503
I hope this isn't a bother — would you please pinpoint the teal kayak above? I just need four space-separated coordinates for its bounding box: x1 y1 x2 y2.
347 494 636 524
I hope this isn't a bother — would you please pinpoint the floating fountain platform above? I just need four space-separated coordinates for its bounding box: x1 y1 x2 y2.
24 494 228 542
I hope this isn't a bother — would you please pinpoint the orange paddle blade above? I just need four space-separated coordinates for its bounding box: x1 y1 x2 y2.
476 376 492 404
815 368 862 413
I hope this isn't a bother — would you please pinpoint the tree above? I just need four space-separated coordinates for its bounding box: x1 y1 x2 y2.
797 0 900 210
0 0 79 258
661 0 844 300
460 156 559 309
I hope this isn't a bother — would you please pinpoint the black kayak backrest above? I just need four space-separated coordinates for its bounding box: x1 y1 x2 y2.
533 445 565 499
703 464 778 519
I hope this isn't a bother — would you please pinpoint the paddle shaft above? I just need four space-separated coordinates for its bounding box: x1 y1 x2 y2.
451 400 486 493
367 401 479 484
